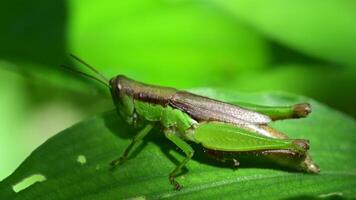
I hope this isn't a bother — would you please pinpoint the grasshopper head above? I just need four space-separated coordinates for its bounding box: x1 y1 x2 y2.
109 76 121 105
109 75 135 125
109 75 130 101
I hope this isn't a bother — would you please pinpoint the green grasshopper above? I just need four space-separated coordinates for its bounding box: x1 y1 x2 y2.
64 55 320 190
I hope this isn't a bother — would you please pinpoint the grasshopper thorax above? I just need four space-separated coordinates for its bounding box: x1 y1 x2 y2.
110 75 178 106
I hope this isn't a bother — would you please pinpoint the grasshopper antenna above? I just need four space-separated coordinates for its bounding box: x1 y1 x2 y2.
60 64 110 88
69 54 110 83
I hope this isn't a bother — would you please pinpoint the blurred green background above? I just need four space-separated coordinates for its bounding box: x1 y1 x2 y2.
1 0 355 181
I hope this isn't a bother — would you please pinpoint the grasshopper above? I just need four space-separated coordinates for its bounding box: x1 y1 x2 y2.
64 55 320 190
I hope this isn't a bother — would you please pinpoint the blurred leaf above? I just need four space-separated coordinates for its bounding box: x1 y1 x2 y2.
0 61 111 181
225 65 356 116
1 0 269 88
0 0 66 65
211 0 356 67
1 89 355 199
68 0 269 87
0 67 28 181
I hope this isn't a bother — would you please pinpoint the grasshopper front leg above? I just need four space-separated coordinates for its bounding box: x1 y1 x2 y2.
235 102 311 121
110 124 154 167
165 129 195 190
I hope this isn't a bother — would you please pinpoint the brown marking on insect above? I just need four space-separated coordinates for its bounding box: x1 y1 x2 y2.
110 76 271 127
110 75 177 106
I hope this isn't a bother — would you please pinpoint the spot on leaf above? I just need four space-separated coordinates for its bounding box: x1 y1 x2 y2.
318 192 343 198
77 155 87 165
12 174 46 193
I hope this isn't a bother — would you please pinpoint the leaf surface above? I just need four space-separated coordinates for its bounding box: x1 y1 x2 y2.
211 0 356 66
1 89 355 200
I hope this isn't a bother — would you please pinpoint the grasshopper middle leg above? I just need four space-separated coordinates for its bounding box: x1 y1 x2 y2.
165 129 194 190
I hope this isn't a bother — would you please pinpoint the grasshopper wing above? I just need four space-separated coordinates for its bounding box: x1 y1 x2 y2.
169 91 271 125
193 122 306 153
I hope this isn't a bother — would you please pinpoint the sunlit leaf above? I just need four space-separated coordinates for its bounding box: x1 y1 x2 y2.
212 0 356 66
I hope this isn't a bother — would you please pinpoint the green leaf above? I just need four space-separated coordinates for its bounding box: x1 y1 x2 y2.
211 0 356 67
226 65 356 117
1 90 355 199
67 0 269 87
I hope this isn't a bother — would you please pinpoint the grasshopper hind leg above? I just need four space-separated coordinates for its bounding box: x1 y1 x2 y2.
110 124 154 167
204 148 240 169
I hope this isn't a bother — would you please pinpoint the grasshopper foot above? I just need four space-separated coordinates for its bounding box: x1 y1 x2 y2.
169 175 183 191
232 159 240 169
110 157 127 168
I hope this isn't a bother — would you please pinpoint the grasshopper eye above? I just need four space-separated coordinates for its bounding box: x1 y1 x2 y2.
109 78 122 91
117 82 122 90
